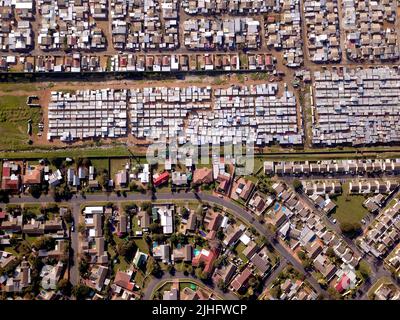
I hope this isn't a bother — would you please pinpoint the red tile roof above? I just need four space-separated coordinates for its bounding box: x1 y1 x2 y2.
335 274 350 293
114 271 135 292
153 171 170 187
192 248 218 274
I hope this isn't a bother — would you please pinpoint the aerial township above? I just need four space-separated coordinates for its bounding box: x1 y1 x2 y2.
0 0 400 303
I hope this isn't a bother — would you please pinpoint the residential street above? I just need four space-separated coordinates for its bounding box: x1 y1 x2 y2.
142 271 239 300
1 190 329 298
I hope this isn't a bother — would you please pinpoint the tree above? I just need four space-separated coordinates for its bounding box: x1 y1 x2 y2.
78 223 86 234
147 258 161 277
340 222 362 238
63 210 73 224
195 267 204 279
270 286 281 299
79 259 89 277
97 170 109 189
72 284 91 300
32 236 55 251
356 261 371 280
57 279 72 296
116 240 136 259
167 265 175 275
217 279 228 292
293 179 303 192
0 190 9 203
318 278 328 288
141 202 152 215
297 250 306 261
326 247 335 258
302 258 312 270
29 185 42 199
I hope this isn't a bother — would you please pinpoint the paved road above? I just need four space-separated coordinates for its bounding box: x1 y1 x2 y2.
142 271 239 300
69 202 80 286
290 184 397 298
1 190 329 297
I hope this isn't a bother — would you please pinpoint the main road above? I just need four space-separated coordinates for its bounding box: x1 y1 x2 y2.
1 190 329 298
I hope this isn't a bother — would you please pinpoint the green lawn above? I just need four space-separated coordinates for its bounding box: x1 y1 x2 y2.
235 241 249 263
179 282 196 291
0 95 42 150
0 146 138 160
91 158 110 175
332 184 368 225
23 204 42 215
110 158 130 177
134 270 145 287
134 238 150 254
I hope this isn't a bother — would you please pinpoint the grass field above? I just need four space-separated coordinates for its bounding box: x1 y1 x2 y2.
0 95 41 150
235 241 249 263
0 83 37 92
91 158 110 174
134 238 150 254
331 184 368 225
0 146 134 159
23 204 42 215
110 158 130 177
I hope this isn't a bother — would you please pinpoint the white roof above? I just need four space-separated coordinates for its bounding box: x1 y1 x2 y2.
239 234 251 245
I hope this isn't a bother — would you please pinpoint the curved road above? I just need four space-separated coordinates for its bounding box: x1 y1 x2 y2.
142 271 238 300
1 190 329 298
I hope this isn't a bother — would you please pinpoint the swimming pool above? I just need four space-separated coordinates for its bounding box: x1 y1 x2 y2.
194 249 201 256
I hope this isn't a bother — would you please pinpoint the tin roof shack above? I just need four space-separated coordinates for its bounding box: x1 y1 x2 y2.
312 67 400 147
47 89 128 142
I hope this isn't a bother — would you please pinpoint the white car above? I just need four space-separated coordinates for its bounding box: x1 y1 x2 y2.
332 219 337 224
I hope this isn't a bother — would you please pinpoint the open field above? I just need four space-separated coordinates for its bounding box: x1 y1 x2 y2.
331 184 368 225
0 95 42 150
110 158 130 178
91 158 110 174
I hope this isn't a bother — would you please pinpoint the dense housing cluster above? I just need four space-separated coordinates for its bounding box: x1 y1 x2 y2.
37 0 107 51
181 0 279 14
46 84 302 146
304 0 341 62
312 67 400 146
111 0 179 51
47 89 128 141
265 0 303 67
263 158 400 176
183 18 261 50
358 201 400 258
0 0 34 51
343 0 398 62
186 84 302 146
129 86 212 140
